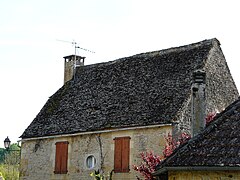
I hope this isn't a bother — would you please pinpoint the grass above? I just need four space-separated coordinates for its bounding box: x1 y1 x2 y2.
0 164 19 180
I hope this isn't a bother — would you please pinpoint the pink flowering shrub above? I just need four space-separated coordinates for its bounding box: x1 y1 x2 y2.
162 132 190 158
177 132 191 145
133 132 191 180
162 133 176 158
133 112 216 179
132 151 162 180
205 112 216 125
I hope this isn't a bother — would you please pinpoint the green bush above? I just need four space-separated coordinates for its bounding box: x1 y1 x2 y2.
90 169 113 180
0 164 19 180
0 171 5 180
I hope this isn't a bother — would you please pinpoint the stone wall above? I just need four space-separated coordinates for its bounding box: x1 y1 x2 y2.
20 125 171 180
174 40 239 138
205 40 239 114
174 96 192 137
168 170 240 180
64 58 74 84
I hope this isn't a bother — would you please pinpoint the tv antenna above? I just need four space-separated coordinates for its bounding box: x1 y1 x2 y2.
56 39 95 55
57 39 95 82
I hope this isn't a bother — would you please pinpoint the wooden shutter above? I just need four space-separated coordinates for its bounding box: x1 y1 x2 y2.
54 141 68 174
114 138 122 172
114 137 130 173
121 137 130 172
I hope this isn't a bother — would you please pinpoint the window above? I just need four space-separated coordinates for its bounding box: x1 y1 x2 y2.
54 141 69 174
114 136 130 173
86 155 96 169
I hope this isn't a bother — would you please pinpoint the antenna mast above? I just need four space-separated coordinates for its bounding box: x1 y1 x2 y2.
57 39 95 56
57 39 95 83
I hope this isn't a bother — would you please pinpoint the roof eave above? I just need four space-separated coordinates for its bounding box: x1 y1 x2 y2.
153 166 240 176
21 123 172 141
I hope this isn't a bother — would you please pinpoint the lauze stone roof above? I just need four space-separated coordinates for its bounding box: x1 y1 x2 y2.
156 97 240 170
21 39 216 139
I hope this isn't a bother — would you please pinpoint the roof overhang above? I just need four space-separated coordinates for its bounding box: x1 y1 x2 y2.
153 166 240 176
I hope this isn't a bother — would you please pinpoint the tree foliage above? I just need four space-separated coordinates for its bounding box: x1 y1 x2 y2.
0 143 20 164
0 143 20 180
0 148 5 164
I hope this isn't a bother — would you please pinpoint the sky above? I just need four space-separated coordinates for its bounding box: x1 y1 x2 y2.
0 0 240 148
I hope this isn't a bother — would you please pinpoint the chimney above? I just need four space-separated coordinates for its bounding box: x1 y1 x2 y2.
63 55 85 84
191 70 206 137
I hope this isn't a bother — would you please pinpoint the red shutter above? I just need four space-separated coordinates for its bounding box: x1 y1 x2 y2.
61 142 68 173
114 138 122 172
54 141 68 174
121 137 130 172
54 142 61 173
114 137 130 173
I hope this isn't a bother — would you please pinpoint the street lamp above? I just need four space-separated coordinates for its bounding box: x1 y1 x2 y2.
4 136 11 150
3 136 21 179
4 137 20 151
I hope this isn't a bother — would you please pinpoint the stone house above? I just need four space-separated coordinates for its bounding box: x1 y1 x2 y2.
19 38 238 180
153 97 240 180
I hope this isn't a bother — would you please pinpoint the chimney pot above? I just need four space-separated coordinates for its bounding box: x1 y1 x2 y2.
63 55 85 84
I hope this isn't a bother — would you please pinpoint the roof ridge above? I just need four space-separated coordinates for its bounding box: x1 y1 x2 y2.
131 38 218 58
80 38 218 70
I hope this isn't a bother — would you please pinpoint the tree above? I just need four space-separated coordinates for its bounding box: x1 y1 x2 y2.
4 143 20 165
0 148 6 164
